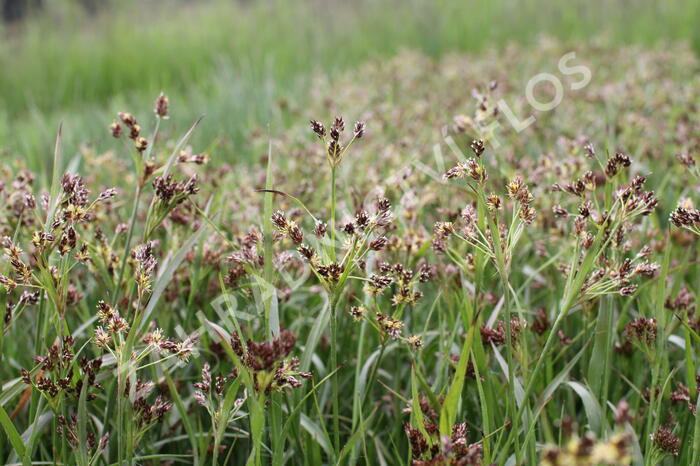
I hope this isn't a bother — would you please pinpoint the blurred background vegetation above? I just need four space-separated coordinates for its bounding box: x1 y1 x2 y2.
1 0 698 172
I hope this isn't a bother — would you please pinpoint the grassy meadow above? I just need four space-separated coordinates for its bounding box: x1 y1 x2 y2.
1 0 699 171
1 1 700 465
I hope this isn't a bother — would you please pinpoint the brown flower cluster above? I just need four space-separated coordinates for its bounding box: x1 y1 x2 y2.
21 336 103 404
404 397 482 465
230 329 312 394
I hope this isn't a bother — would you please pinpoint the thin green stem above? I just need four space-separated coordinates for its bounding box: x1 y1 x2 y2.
501 275 522 461
112 185 142 307
330 167 337 262
329 293 341 457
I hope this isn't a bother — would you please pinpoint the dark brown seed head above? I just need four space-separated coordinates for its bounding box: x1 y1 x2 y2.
670 206 700 228
355 210 370 229
376 198 391 213
271 211 288 230
129 124 141 140
297 244 315 261
552 205 568 218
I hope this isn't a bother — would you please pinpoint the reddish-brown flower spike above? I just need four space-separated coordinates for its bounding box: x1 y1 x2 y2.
309 119 326 139
349 306 365 322
327 139 342 160
376 198 391 212
444 163 466 179
651 425 680 456
129 124 141 139
135 137 148 153
583 143 596 158
313 222 327 238
154 92 169 118
353 120 365 139
332 116 345 134
289 225 303 246
369 235 388 251
118 112 136 128
470 139 485 157
297 244 315 262
677 152 696 168
109 120 122 138
624 317 656 344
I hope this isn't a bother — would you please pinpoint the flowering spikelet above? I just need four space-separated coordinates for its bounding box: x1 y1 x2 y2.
349 306 365 322
376 312 403 339
154 92 169 119
670 203 700 230
133 241 158 294
109 120 122 138
480 318 523 346
363 274 393 295
650 425 680 456
309 120 326 139
470 139 485 157
62 173 90 208
353 121 366 139
134 137 148 153
605 152 632 177
407 335 423 350
624 317 656 346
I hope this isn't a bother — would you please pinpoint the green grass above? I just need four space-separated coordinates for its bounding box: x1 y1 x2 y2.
1 0 698 173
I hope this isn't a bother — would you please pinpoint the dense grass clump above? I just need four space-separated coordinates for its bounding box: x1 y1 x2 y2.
0 41 700 464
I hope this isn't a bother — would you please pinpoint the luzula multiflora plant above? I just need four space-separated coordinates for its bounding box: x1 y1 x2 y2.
438 138 537 456
670 152 700 237
432 135 663 461
273 117 384 451
2 171 120 464
269 117 437 457
107 95 205 463
517 147 659 462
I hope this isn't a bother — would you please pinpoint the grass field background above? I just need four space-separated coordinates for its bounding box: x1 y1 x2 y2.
1 0 698 173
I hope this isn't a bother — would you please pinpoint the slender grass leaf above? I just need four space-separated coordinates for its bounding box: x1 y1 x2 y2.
566 381 602 433
0 404 25 458
139 222 209 330
439 325 475 437
300 413 332 457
